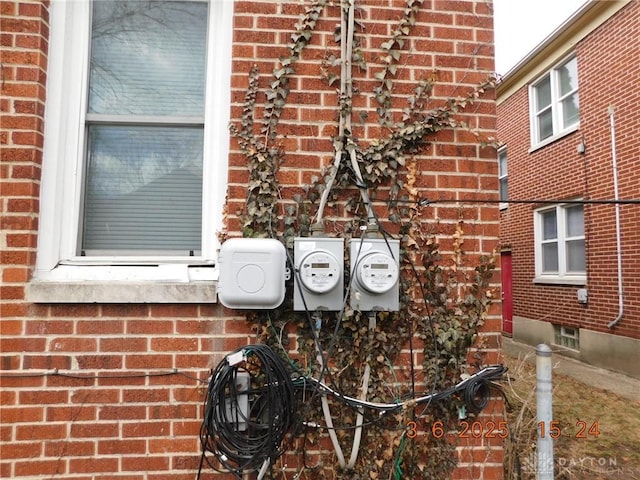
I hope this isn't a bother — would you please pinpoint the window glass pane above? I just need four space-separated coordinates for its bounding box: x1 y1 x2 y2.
500 178 508 202
562 92 579 128
537 109 553 140
542 210 557 240
82 126 204 252
558 58 578 96
542 242 559 272
566 239 585 272
566 205 584 237
498 151 507 176
535 77 551 111
89 1 208 116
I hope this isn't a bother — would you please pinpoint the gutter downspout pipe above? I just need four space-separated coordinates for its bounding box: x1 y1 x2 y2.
607 105 624 329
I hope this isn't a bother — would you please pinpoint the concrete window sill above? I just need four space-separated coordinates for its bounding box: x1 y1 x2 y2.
27 281 218 304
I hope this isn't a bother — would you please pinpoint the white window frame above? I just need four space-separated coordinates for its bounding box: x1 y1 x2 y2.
533 203 586 285
529 55 579 149
29 0 233 302
497 146 508 210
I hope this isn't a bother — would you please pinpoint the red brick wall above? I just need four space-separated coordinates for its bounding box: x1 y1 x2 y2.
498 0 640 340
1 1 502 479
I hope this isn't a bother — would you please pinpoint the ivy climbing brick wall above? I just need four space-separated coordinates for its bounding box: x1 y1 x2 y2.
1 1 503 479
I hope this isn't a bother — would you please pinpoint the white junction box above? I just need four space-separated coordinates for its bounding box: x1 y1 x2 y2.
217 238 287 309
294 237 344 311
350 237 400 311
224 370 250 431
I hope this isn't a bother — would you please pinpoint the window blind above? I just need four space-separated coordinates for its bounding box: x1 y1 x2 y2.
82 0 208 254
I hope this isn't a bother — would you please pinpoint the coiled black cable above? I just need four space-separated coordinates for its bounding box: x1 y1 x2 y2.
462 376 492 413
200 344 297 477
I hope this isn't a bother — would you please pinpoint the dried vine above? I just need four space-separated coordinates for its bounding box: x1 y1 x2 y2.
228 1 500 479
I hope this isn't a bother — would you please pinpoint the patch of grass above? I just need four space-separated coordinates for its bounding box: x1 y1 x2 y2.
502 352 640 480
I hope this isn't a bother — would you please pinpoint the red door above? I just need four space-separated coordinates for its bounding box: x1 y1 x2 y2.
500 251 513 335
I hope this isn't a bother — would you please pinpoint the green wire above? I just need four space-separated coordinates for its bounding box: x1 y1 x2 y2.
393 434 408 480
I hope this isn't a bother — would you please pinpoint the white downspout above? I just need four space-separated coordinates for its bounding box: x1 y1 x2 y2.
607 105 624 329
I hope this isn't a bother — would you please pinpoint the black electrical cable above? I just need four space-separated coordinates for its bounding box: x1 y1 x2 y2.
292 363 506 413
199 344 298 478
199 343 507 478
462 376 491 413
376 224 441 411
412 197 640 206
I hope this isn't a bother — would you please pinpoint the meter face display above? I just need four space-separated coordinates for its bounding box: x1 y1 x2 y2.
300 251 341 294
370 263 388 269
356 252 398 294
311 263 330 269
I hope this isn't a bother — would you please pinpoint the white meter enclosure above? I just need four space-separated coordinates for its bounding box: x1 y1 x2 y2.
350 238 400 311
294 237 344 311
217 238 287 309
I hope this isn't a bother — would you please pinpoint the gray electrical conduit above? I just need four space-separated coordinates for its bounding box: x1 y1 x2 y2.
607 105 624 329
316 0 376 225
347 312 375 468
313 2 353 467
315 0 376 468
317 348 346 468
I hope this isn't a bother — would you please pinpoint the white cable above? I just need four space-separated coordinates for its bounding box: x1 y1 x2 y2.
256 458 270 480
347 311 375 468
315 0 351 225
318 352 347 468
348 142 376 222
316 148 343 223
312 311 346 468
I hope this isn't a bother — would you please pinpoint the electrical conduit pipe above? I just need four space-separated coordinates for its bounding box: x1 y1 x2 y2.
607 105 624 329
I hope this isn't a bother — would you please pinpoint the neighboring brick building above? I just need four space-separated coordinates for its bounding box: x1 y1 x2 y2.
497 0 639 378
2 1 503 479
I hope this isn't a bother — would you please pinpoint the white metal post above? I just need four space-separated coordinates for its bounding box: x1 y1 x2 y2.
536 344 554 479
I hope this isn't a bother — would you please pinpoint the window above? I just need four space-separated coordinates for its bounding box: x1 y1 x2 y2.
84 1 207 255
534 203 586 284
31 0 233 301
554 325 580 351
498 147 508 208
530 56 579 147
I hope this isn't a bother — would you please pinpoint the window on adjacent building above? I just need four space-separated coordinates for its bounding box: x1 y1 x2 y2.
534 203 586 284
530 56 579 147
34 0 233 292
498 147 508 208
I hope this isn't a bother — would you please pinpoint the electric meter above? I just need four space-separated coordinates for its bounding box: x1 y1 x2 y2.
298 250 341 294
353 251 399 294
350 238 400 311
294 237 344 311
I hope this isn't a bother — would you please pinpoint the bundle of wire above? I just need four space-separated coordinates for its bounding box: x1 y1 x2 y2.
295 363 506 413
200 344 297 476
200 344 506 477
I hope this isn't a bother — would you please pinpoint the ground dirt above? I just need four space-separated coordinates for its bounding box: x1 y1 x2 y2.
502 351 640 480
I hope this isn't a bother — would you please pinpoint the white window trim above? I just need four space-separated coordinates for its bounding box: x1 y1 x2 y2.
529 54 579 150
497 146 508 210
533 203 586 286
30 0 234 302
